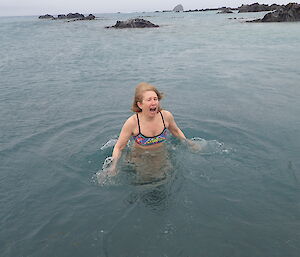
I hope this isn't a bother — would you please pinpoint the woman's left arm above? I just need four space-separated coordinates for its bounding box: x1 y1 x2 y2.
165 110 202 152
164 110 186 141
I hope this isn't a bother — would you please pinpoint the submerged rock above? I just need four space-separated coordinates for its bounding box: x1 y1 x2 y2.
106 18 159 29
250 3 300 22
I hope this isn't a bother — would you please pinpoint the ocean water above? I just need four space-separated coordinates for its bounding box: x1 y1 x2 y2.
0 11 299 257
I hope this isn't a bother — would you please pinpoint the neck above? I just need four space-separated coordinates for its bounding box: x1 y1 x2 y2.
139 111 157 121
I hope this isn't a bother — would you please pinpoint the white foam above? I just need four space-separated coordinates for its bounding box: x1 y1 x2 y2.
190 137 229 155
94 156 114 185
100 139 117 150
102 156 113 170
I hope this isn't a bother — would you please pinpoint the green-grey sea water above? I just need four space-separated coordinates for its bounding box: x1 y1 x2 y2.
0 11 299 257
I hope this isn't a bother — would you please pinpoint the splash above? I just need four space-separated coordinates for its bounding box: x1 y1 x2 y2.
100 138 131 151
95 137 231 186
95 156 115 185
100 139 118 150
189 137 230 155
102 156 113 169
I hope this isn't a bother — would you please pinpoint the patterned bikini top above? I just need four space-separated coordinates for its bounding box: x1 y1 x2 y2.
133 111 167 146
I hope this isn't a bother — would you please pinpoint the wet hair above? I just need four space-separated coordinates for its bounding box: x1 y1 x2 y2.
131 82 164 112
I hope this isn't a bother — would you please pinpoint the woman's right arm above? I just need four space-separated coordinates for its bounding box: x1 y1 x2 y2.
109 117 134 174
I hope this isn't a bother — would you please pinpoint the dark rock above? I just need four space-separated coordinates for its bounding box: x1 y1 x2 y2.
57 13 84 19
270 4 282 11
66 13 85 19
39 13 95 21
253 3 300 22
183 8 221 12
66 14 96 22
106 18 159 29
84 14 96 20
38 14 54 19
57 14 67 19
217 8 233 14
238 3 271 13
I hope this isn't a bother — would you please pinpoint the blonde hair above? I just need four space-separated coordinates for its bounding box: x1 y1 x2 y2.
131 82 164 112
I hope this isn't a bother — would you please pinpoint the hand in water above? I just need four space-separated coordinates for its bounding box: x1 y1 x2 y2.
186 139 203 153
187 137 228 155
97 157 117 184
97 166 118 185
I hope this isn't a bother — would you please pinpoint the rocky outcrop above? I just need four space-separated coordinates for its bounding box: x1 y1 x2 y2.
66 13 85 19
173 4 184 12
85 14 96 20
57 13 95 20
217 8 233 14
238 3 281 13
184 7 239 13
106 18 159 28
38 13 95 21
239 3 269 12
38 14 54 19
57 14 67 19
57 13 84 19
270 4 282 11
184 8 219 12
251 3 300 22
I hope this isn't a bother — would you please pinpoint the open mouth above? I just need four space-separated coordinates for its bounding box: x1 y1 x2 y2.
150 107 157 112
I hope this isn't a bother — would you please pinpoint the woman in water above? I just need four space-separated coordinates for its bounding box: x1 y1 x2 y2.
103 82 197 181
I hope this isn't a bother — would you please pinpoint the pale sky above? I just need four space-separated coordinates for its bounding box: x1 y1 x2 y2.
0 0 294 17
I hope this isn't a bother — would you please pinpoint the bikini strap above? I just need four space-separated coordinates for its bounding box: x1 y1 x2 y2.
136 113 141 134
159 111 166 129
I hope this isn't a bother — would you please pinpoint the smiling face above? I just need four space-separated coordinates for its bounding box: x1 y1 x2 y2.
137 90 159 117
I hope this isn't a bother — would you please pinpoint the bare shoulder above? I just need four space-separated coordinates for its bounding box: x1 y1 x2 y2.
122 114 139 134
124 114 137 128
116 114 137 142
161 110 175 129
161 110 174 121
